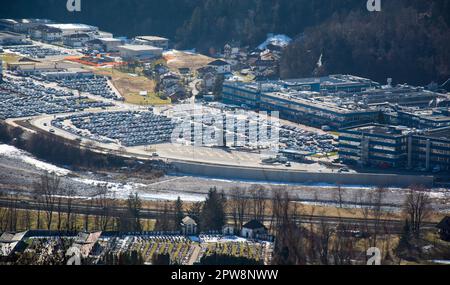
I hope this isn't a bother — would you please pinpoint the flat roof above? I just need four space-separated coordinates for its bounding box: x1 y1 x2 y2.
136 36 169 41
118 45 163 51
99 38 122 43
263 91 375 114
422 127 450 140
46 23 97 31
348 124 411 137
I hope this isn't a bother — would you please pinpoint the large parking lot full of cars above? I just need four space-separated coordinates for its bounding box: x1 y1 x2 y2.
6 45 69 58
52 111 176 146
0 78 113 120
53 76 122 101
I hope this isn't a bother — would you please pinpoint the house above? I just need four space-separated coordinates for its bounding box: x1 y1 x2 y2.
222 225 235 236
0 231 28 260
63 33 91 47
241 220 267 239
207 59 231 74
437 216 450 241
181 216 198 235
197 66 218 90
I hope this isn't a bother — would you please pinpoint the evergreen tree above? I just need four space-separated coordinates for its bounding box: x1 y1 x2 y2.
200 188 226 232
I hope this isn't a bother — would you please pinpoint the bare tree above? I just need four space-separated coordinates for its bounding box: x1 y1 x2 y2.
65 186 76 231
95 185 115 231
230 187 248 229
33 173 61 230
404 185 432 237
249 185 267 221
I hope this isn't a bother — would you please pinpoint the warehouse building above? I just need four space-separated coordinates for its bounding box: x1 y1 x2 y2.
135 36 169 49
118 45 163 60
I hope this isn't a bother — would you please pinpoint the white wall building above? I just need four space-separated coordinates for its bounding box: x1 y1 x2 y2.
208 59 231 74
99 38 123 52
118 45 163 60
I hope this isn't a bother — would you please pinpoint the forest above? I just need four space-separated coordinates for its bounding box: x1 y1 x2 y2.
2 0 450 85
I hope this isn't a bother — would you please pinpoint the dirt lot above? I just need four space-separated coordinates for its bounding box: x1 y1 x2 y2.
93 67 170 105
163 50 214 71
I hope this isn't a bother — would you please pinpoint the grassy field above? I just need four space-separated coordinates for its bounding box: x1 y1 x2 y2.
1 53 21 64
92 67 170 105
0 207 156 232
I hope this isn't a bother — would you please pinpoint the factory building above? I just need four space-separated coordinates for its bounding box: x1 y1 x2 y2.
118 45 163 60
29 25 63 42
63 33 91 47
0 18 53 33
339 124 450 171
339 124 410 168
134 36 169 49
411 127 450 172
356 85 446 107
0 31 28 45
386 108 450 130
45 23 98 36
99 38 123 52
223 77 381 130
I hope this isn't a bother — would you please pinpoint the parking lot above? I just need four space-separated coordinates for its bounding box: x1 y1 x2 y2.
55 76 123 101
52 111 176 147
6 45 69 59
0 77 114 120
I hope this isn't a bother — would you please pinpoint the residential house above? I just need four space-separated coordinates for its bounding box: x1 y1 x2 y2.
241 220 267 239
181 216 198 235
207 59 231 74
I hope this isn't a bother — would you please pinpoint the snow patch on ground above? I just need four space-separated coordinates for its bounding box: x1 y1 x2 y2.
258 34 292 50
0 144 71 176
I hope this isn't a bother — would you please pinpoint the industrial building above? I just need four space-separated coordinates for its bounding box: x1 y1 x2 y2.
118 45 163 60
99 38 123 52
339 124 450 171
29 25 63 42
0 31 28 45
63 33 91 47
45 23 98 36
386 108 450 130
0 18 53 33
223 77 381 130
134 36 169 49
